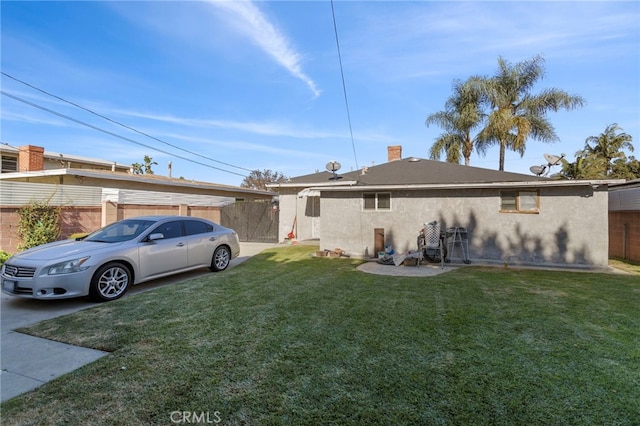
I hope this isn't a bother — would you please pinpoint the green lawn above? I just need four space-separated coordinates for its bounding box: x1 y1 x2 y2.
2 246 639 425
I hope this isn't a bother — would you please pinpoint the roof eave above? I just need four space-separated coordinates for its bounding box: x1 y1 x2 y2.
266 180 358 189
307 179 626 192
0 169 276 196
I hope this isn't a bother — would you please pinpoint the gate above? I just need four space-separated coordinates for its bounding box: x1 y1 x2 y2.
220 201 279 243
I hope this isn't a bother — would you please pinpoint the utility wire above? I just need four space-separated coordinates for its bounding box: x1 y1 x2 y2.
1 91 247 178
1 71 253 173
330 0 359 170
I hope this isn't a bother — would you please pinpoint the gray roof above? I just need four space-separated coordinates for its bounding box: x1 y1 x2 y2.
284 157 547 186
609 178 640 189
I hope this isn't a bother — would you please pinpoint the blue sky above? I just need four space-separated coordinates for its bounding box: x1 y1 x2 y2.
1 1 638 186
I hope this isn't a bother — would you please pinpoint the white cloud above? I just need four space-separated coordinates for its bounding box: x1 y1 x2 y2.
207 0 321 98
113 109 340 139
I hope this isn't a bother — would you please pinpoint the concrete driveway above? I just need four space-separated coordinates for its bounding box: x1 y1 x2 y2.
0 242 276 402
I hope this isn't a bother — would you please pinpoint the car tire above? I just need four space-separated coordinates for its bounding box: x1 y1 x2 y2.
89 262 131 302
210 245 231 272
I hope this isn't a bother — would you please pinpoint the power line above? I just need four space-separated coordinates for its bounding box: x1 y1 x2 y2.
1 90 247 178
330 0 359 170
1 71 253 174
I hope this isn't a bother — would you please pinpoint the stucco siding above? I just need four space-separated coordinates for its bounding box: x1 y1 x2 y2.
319 186 610 267
278 190 320 241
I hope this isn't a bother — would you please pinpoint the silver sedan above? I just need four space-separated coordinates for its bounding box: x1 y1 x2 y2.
1 215 240 302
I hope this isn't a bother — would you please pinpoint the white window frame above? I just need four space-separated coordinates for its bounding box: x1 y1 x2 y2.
500 190 540 214
363 192 391 211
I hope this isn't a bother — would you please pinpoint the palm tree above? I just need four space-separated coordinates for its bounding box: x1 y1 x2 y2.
559 154 606 180
426 78 483 166
581 123 634 176
474 55 585 171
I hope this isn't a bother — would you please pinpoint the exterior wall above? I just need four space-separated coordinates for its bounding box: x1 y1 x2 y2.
1 206 102 253
277 189 319 241
609 212 640 262
115 204 221 224
319 185 610 268
0 181 226 253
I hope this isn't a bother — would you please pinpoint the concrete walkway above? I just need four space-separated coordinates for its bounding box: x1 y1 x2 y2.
358 260 457 276
0 242 277 402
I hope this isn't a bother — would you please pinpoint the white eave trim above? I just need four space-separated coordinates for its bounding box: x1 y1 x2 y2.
267 180 358 189
297 188 321 197
306 179 625 192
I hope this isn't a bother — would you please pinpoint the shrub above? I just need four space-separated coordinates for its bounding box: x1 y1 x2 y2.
17 200 61 251
68 233 89 240
0 250 10 267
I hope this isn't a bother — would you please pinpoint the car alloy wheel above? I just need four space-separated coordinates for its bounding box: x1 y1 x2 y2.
211 246 231 272
90 262 131 302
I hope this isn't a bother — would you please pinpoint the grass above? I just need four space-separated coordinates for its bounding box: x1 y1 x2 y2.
610 257 640 275
2 245 639 425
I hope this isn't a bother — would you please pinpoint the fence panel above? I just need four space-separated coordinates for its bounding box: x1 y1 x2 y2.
221 202 279 243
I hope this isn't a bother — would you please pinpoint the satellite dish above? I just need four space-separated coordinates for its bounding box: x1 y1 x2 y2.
326 160 341 173
543 153 563 166
529 165 547 176
530 153 565 176
326 160 342 180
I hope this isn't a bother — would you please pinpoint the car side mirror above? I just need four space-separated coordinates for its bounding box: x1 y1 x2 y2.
147 233 165 241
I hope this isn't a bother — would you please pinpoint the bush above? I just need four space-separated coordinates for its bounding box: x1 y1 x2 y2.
68 233 89 240
17 200 61 251
0 250 10 267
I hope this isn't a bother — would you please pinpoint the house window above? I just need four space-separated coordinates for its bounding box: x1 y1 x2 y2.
500 191 539 213
363 193 391 211
1 155 18 173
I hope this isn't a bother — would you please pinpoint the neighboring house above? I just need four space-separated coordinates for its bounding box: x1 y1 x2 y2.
268 146 623 269
609 178 640 262
0 145 276 253
1 144 131 173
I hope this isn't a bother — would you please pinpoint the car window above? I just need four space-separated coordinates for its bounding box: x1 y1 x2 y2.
153 221 183 239
86 220 155 243
184 220 214 236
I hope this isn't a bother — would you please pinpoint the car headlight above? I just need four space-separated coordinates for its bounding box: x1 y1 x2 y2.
48 257 91 275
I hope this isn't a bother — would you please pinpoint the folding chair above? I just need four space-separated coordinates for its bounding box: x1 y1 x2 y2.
417 221 445 268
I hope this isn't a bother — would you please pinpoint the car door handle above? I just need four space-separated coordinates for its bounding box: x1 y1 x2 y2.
176 242 185 247
209 237 217 241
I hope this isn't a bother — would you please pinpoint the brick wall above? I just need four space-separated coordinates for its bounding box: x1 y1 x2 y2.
0 207 102 253
609 211 640 262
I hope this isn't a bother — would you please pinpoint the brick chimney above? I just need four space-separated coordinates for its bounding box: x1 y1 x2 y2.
18 145 45 172
387 145 402 162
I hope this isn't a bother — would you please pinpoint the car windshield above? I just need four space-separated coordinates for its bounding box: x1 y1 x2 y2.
84 219 156 243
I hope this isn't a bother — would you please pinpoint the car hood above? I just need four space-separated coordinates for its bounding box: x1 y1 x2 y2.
10 239 126 262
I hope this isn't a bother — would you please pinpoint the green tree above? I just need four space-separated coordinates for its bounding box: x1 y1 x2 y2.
611 156 640 180
559 154 606 180
241 169 288 191
426 78 484 165
131 155 157 175
474 55 585 171
581 123 634 177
